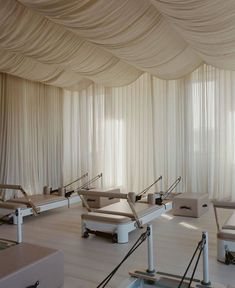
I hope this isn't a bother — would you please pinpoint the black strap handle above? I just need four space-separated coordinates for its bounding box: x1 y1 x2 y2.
26 280 39 288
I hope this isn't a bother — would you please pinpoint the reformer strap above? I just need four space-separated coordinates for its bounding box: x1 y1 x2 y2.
64 172 88 189
178 234 205 288
65 173 102 197
97 227 149 288
137 176 162 199
162 176 181 200
127 197 142 229
77 173 103 191
26 281 40 288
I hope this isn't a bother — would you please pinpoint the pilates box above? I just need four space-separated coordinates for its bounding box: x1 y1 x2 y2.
82 187 121 208
173 192 209 218
0 242 64 288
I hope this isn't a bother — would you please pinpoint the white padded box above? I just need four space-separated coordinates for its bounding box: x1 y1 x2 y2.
173 192 209 218
0 243 64 288
82 187 120 208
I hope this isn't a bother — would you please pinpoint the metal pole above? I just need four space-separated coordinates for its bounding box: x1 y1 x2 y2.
146 224 155 274
100 173 103 188
202 231 211 286
16 208 22 243
160 177 163 194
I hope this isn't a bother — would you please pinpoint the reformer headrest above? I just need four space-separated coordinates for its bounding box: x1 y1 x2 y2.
127 192 157 205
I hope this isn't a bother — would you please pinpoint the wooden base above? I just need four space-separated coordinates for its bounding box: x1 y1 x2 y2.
129 269 228 288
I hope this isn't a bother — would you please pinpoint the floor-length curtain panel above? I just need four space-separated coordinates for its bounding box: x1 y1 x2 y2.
152 65 235 200
0 73 63 196
63 74 157 193
63 85 105 186
105 74 155 192
0 73 7 198
151 76 186 193
184 65 235 200
63 66 235 200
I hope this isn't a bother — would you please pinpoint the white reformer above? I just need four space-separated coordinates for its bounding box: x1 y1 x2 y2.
0 184 81 224
79 190 172 244
213 200 235 264
79 176 182 244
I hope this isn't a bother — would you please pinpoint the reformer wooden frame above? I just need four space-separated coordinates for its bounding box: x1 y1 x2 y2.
212 200 235 263
0 184 81 224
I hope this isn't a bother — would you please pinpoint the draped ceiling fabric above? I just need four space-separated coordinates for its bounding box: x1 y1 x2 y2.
0 0 235 89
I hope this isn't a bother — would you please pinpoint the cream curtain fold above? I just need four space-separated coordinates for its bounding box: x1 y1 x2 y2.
1 67 235 200
64 65 235 200
151 0 235 70
0 48 92 89
0 0 141 87
18 0 202 79
63 75 156 193
0 0 235 88
0 73 63 196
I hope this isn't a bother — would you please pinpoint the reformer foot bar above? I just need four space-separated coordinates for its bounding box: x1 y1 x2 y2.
0 184 81 224
79 189 173 244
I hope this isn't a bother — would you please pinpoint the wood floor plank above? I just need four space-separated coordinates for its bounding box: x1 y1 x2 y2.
0 202 234 287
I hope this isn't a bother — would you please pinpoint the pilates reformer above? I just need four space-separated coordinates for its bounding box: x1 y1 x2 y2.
0 181 83 224
79 177 181 243
213 200 235 264
97 224 231 288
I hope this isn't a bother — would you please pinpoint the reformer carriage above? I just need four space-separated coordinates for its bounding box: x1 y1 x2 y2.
79 177 181 243
0 173 89 224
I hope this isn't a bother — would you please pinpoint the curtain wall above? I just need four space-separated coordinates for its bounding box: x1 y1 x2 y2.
0 73 63 197
64 65 235 200
1 65 235 199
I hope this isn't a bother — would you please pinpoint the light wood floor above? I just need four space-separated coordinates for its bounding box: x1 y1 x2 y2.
0 203 234 288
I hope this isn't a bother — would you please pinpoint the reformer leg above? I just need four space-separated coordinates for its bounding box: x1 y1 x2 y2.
117 225 129 244
202 231 210 286
16 208 23 243
146 224 155 274
81 221 88 238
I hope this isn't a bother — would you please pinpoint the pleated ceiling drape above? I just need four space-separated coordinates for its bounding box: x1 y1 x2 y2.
2 0 235 88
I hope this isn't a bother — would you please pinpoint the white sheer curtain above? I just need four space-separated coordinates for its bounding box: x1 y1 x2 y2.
64 65 235 200
184 65 235 200
63 75 156 193
0 73 63 197
1 65 235 200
